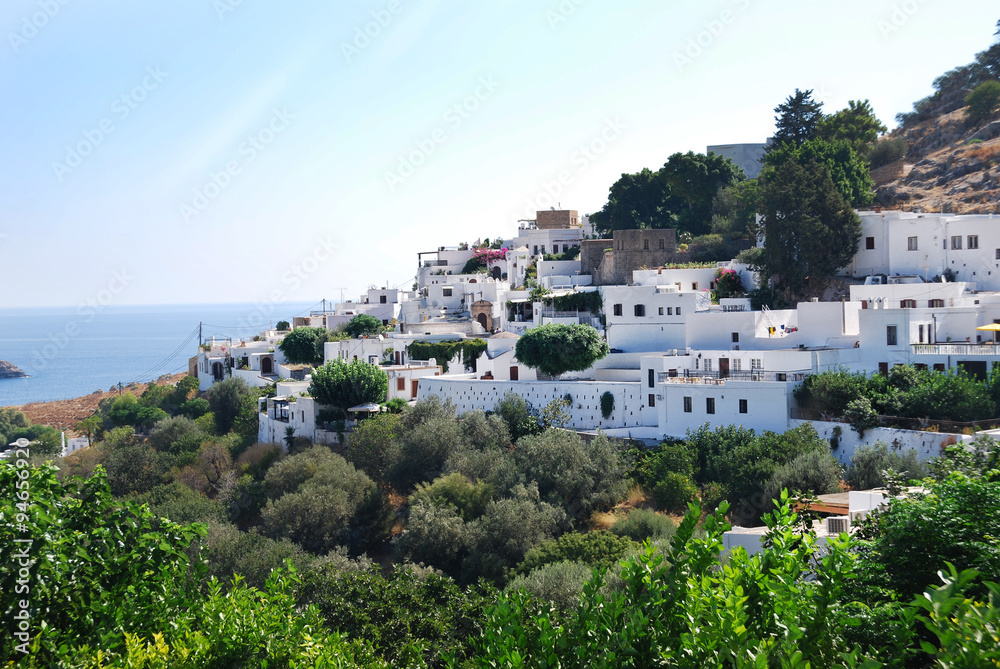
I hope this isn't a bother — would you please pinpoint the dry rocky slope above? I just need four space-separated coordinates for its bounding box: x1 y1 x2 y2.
875 109 1000 214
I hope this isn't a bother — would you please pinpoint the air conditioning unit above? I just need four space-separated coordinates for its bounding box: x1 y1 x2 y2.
849 509 869 524
732 345 739 351
655 394 664 400
826 516 850 535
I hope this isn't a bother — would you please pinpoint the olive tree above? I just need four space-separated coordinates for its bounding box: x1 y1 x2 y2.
309 359 388 417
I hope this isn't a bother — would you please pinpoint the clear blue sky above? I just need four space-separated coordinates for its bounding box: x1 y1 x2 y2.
2 1 997 307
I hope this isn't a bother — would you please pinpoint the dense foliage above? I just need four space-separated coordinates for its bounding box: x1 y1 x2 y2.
277 326 327 365
343 313 384 338
406 338 487 373
309 359 389 415
514 323 609 377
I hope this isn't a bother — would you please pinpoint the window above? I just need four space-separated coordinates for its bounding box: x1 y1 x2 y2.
886 325 897 346
676 307 682 315
704 359 713 372
866 237 875 250
443 288 453 297
934 363 946 372
533 246 539 255
908 236 918 251
739 399 748 414
659 239 665 249
692 282 698 290
634 304 646 317
751 358 762 370
969 235 979 249
879 362 889 376
648 393 655 407
683 396 692 413
658 307 664 315
731 332 740 343
995 248 1000 260
643 239 649 250
952 236 962 250
397 377 405 391
919 324 925 343
706 397 715 414
733 358 742 372
667 307 673 315
648 368 655 388
929 299 945 308
613 303 623 316
900 299 916 308
380 294 387 303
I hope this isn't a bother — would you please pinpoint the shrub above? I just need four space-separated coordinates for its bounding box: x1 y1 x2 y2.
506 561 594 610
309 359 389 416
385 397 408 413
611 508 677 542
517 530 637 575
868 136 907 168
511 430 628 519
763 449 842 502
386 413 467 493
178 397 210 419
847 442 927 490
394 501 471 577
128 482 226 524
494 392 539 443
652 472 699 514
206 377 251 434
794 368 869 414
203 521 314 589
344 412 400 484
844 397 879 437
277 326 326 365
344 314 384 338
966 80 1000 124
410 473 494 521
147 416 204 454
514 324 610 377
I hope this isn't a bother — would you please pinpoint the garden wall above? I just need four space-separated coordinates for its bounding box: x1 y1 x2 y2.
790 419 974 466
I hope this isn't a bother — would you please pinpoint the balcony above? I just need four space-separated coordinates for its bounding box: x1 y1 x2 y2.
658 369 806 384
912 343 1000 355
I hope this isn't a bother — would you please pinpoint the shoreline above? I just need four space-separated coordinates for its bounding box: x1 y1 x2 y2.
5 373 187 432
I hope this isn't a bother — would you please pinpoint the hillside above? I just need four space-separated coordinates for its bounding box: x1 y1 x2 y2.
875 111 1000 214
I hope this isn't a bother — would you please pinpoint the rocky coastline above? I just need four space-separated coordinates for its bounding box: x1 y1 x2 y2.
0 360 27 379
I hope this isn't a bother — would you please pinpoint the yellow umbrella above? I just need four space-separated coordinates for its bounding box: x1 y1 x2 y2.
976 324 1000 331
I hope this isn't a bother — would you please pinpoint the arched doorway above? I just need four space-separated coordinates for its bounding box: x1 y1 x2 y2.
261 357 273 374
212 362 224 381
477 313 488 330
491 266 502 280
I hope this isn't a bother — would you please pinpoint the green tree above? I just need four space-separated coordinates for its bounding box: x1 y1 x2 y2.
611 508 677 542
411 472 494 522
147 415 205 454
710 179 759 239
277 326 325 365
394 501 471 577
206 376 251 434
966 79 1000 124
309 359 388 416
506 560 594 611
847 442 926 490
817 99 887 158
344 411 400 483
765 137 875 208
589 167 668 235
661 150 746 236
344 313 384 338
514 323 609 378
762 449 842 502
275 319 290 330
757 158 861 301
771 88 824 147
516 530 636 575
493 392 539 443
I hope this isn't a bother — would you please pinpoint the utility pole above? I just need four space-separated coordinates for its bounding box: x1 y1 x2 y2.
199 321 202 347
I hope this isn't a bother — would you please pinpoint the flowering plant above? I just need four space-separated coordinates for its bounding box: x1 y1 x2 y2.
472 247 507 266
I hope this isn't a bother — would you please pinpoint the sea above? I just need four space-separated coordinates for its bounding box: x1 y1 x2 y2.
0 301 318 407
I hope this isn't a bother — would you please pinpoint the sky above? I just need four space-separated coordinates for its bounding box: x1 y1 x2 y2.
2 1 997 308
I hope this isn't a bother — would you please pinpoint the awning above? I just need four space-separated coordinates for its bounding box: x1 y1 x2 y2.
976 323 1000 331
347 402 382 413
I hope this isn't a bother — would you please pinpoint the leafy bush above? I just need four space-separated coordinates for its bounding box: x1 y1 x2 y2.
515 324 610 378
868 136 907 168
713 267 745 299
763 449 842 502
966 79 1000 124
385 396 408 413
506 560 594 611
386 411 467 493
344 412 399 484
406 339 488 373
511 430 628 519
847 442 927 490
611 508 677 542
128 481 227 524
206 376 252 434
494 392 539 443
178 397 210 419
516 530 636 575
277 326 326 365
147 416 205 454
300 563 497 667
652 472 699 513
411 473 494 521
394 501 471 577
309 359 389 416
344 313 384 338
794 367 869 414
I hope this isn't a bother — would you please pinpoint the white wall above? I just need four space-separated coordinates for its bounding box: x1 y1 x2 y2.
417 378 650 430
794 419 974 466
659 379 797 437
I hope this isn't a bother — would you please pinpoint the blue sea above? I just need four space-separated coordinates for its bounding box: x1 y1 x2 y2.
0 302 317 406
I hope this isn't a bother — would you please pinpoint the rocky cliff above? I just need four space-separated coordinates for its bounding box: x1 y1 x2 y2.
876 108 1000 215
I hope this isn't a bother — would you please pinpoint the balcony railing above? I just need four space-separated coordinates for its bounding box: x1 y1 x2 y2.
658 369 806 384
912 343 1000 355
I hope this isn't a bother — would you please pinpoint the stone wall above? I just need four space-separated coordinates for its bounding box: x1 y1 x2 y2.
581 229 678 285
536 210 578 229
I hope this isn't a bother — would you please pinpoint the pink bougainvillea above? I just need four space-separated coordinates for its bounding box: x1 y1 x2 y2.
472 247 507 266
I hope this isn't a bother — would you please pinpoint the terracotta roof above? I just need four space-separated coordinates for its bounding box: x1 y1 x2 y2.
490 331 520 339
